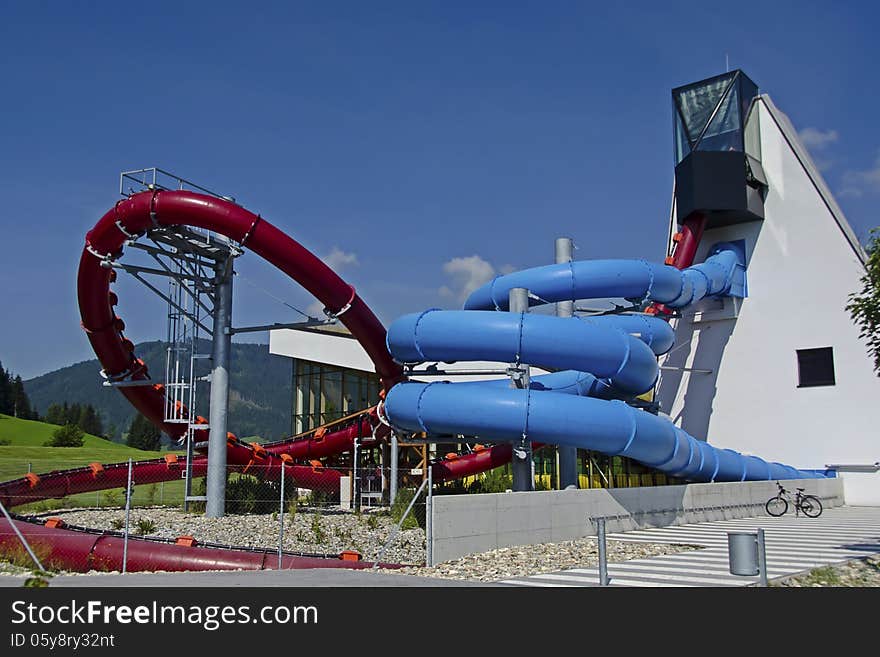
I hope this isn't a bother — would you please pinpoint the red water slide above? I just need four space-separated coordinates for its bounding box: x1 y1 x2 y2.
0 190 513 573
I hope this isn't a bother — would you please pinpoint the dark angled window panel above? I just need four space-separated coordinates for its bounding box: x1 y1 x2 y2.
796 347 835 388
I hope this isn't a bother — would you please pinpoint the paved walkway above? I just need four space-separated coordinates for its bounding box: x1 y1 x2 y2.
500 506 880 587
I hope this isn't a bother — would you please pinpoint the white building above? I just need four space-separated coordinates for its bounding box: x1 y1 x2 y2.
657 72 879 504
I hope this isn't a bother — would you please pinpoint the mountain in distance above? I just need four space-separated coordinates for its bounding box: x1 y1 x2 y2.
24 341 293 442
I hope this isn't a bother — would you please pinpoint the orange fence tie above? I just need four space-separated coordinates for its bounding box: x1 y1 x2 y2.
664 255 675 265
472 444 486 452
249 442 267 459
340 550 361 562
89 462 104 478
314 426 327 440
309 459 324 472
164 454 179 469
24 472 40 488
44 517 65 529
175 536 197 547
445 452 459 460
279 454 293 463
672 232 684 243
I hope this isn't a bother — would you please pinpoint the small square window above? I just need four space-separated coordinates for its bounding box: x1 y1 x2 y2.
796 347 835 387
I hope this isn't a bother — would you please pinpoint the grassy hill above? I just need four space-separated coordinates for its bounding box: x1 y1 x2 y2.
23 340 293 442
0 414 185 510
0 414 164 480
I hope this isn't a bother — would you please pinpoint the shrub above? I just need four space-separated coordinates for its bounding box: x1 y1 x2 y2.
468 467 513 494
390 487 424 530
0 438 10 446
310 512 326 544
304 489 336 508
102 490 122 507
225 474 289 515
135 518 157 535
110 518 124 531
44 424 84 448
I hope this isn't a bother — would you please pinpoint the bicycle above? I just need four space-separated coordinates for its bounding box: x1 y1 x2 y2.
765 482 823 517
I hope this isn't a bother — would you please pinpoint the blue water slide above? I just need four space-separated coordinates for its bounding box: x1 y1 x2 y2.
384 246 823 482
464 243 746 311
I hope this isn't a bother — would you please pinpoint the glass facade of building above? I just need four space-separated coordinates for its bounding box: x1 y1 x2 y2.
291 359 381 434
289 360 681 489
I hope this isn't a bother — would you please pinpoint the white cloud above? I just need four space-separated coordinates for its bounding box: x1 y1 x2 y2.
841 153 880 198
321 247 359 271
305 299 326 318
799 127 839 150
439 255 497 302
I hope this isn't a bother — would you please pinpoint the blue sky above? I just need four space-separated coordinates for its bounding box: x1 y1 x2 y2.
1 1 878 379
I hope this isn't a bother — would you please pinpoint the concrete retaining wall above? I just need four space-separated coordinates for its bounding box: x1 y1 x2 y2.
429 478 844 564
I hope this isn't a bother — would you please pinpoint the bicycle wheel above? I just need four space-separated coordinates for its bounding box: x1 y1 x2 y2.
765 496 788 517
800 495 823 518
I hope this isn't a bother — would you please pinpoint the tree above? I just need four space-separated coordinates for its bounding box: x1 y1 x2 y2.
126 413 161 451
46 423 85 447
0 363 11 415
11 376 35 419
45 403 64 425
78 404 104 438
847 228 880 375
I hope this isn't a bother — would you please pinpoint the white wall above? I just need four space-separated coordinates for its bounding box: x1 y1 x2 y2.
657 98 880 504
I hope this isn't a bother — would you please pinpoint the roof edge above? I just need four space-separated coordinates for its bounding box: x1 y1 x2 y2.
756 93 868 265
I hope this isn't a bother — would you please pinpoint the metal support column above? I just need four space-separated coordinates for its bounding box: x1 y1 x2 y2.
555 237 578 490
206 257 233 518
509 287 533 492
426 463 434 567
390 432 399 506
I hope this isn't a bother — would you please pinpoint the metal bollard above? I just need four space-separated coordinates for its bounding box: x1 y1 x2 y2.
597 518 610 586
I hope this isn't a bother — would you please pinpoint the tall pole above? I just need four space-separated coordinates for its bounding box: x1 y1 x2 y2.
206 256 233 518
509 287 533 492
556 237 578 490
390 432 398 506
122 458 133 573
278 461 285 569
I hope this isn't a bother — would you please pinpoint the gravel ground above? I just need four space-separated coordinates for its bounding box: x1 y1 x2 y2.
382 538 699 582
49 506 426 566
772 555 880 587
13 507 880 585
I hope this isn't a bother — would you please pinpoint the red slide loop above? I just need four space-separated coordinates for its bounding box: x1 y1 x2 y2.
77 190 404 440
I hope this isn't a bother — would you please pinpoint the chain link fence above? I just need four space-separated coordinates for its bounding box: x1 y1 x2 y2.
0 460 430 576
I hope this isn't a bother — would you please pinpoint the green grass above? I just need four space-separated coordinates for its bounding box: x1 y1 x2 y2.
0 414 188 512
